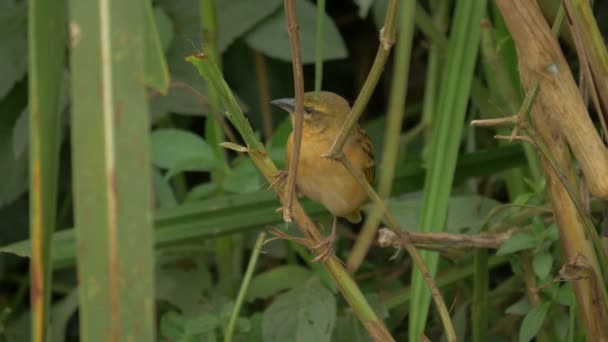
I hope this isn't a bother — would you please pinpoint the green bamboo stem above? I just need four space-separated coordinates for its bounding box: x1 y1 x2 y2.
346 0 416 273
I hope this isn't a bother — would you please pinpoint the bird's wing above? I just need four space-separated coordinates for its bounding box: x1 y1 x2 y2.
357 126 375 185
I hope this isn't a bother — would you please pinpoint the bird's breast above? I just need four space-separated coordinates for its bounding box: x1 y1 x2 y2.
290 132 367 218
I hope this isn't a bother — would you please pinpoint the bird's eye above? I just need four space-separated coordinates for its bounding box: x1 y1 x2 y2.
304 106 314 116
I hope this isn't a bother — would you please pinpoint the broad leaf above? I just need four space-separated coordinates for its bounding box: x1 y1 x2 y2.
247 265 312 302
245 0 347 63
151 129 218 172
519 302 551 342
263 277 336 342
496 233 537 256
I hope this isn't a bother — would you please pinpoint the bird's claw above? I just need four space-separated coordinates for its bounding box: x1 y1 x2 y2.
267 170 288 191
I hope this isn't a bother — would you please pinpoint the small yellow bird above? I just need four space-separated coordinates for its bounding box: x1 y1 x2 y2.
271 91 375 260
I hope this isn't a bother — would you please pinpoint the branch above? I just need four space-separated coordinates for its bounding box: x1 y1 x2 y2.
324 0 399 158
377 228 519 250
336 154 456 342
282 0 305 223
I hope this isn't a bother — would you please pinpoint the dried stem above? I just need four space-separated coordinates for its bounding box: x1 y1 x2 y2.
324 0 398 158
495 0 608 338
337 154 456 342
377 227 520 250
282 0 305 223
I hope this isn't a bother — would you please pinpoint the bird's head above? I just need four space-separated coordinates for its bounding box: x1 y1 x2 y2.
271 91 351 131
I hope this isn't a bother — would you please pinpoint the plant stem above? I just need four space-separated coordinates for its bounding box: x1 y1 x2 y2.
224 232 265 342
337 155 456 342
347 0 416 273
282 0 305 223
325 0 398 158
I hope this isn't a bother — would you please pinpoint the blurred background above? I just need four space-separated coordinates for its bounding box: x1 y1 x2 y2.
2 0 608 341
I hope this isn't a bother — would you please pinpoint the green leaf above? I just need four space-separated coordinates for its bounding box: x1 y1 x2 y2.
496 233 537 256
0 85 28 208
0 1 27 99
332 311 371 342
263 277 336 342
151 129 218 172
354 0 375 18
519 302 551 342
244 1 347 63
246 265 312 302
11 107 27 158
153 168 177 208
160 311 188 341
532 251 553 279
505 297 531 316
154 7 173 52
221 157 262 194
554 283 575 306
143 0 170 93
156 263 213 316
217 0 283 51
185 314 220 335
384 195 500 232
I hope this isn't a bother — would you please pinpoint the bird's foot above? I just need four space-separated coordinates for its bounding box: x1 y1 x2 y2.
267 170 288 191
312 217 338 263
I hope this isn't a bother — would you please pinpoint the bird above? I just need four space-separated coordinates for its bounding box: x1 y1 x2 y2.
270 91 375 261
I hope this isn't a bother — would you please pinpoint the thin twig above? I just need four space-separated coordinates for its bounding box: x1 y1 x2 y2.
253 51 274 140
283 0 305 223
337 154 456 342
324 0 399 158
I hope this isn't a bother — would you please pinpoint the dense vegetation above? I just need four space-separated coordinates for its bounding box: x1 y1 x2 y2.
1 0 608 340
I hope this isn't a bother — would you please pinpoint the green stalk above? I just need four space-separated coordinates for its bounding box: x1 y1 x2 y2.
420 0 450 143
408 1 486 339
200 0 238 296
28 0 66 339
346 0 416 273
224 232 265 342
68 0 155 339
314 0 325 92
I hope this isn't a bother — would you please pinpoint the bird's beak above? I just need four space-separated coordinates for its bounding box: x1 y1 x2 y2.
270 98 296 113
